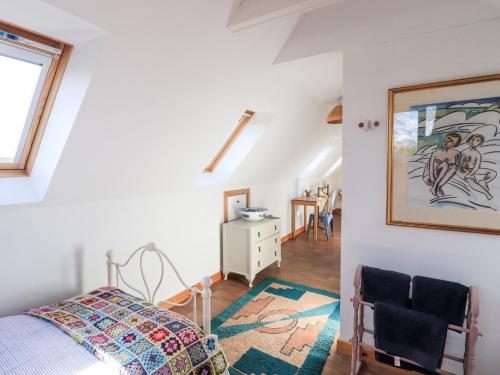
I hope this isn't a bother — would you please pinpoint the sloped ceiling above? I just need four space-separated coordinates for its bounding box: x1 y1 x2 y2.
227 53 342 187
27 0 343 204
276 0 500 63
3 0 499 205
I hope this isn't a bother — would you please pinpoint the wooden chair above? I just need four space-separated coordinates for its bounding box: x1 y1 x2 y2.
317 184 330 197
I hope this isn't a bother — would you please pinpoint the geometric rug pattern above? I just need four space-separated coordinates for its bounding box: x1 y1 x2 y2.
212 278 340 375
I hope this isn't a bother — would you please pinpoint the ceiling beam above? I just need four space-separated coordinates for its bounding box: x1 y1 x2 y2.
227 0 342 32
275 0 500 63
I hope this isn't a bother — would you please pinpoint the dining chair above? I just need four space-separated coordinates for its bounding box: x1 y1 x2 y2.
306 189 338 240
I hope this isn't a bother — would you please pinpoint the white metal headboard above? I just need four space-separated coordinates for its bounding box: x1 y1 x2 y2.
106 242 212 334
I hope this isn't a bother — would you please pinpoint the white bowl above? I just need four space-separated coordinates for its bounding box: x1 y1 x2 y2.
239 207 269 221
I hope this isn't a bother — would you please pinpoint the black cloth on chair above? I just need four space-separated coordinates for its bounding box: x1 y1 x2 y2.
412 275 469 326
374 301 448 373
361 266 411 306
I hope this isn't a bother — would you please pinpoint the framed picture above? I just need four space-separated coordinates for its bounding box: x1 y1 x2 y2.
387 74 500 234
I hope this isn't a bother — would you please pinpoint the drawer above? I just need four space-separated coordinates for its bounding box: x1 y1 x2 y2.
250 220 280 243
252 233 280 271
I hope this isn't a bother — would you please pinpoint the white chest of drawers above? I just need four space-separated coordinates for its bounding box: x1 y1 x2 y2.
222 218 281 287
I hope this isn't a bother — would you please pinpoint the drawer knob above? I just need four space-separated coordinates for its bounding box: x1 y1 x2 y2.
258 246 261 252
275 251 277 256
275 238 277 244
275 225 277 230
258 261 260 267
258 232 261 238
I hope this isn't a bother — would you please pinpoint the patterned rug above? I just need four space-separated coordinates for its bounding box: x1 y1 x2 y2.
212 278 340 375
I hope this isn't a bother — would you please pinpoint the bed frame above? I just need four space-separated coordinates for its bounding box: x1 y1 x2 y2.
106 242 213 334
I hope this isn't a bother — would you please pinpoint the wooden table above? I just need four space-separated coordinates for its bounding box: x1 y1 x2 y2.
291 196 325 241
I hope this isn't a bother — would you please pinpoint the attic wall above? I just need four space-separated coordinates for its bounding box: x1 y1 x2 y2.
0 176 342 316
0 190 222 316
0 0 344 316
341 19 500 373
0 82 341 316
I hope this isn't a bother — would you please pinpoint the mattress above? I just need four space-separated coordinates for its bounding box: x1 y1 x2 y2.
0 314 117 375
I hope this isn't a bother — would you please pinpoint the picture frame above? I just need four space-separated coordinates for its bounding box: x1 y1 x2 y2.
387 73 500 235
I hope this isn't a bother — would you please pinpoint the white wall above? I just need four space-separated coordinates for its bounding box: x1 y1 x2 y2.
0 174 341 317
249 180 299 233
341 19 500 373
0 96 341 316
0 190 221 317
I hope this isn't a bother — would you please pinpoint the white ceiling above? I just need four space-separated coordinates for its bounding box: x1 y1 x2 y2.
6 0 495 205
272 51 342 104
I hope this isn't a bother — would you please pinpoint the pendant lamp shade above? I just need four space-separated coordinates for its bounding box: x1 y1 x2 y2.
327 104 342 124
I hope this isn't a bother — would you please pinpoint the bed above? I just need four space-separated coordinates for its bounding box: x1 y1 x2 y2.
0 243 229 375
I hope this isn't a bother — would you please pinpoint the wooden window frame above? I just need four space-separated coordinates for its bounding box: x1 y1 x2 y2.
0 20 73 177
203 110 255 173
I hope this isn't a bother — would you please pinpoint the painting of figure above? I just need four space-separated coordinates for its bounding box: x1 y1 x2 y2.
407 96 500 211
457 134 497 200
423 132 462 196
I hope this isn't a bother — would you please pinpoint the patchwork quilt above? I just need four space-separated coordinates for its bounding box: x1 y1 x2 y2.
25 287 228 375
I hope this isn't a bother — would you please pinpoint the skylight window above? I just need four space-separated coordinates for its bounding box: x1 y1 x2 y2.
299 146 333 178
203 110 255 173
197 110 274 187
0 21 72 177
323 157 342 178
0 54 44 163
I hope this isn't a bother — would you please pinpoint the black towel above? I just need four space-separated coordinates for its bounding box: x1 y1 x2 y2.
374 351 437 374
412 276 469 327
361 266 411 306
374 301 448 373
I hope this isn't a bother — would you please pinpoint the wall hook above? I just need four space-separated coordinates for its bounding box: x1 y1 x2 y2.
358 120 380 131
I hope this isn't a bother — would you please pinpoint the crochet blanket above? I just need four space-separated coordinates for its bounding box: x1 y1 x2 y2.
25 287 228 375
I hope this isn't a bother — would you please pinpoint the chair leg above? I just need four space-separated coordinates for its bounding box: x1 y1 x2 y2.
306 216 313 239
322 218 329 240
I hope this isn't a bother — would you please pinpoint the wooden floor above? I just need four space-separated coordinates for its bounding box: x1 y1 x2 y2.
173 214 390 374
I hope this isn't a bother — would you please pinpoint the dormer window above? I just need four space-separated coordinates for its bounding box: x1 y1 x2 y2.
0 20 72 177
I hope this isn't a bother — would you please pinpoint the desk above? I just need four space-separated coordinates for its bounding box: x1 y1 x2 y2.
291 196 325 241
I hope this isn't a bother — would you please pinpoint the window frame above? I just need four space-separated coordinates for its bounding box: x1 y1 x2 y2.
0 20 72 177
203 110 255 173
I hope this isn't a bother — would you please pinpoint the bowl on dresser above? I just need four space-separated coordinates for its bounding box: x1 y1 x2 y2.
238 207 269 221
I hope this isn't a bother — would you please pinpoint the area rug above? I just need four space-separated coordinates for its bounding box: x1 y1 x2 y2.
212 278 340 375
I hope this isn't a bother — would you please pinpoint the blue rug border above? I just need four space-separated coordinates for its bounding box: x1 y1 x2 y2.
298 302 340 374
211 277 341 375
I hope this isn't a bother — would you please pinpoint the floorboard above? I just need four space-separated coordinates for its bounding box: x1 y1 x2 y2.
173 214 393 374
